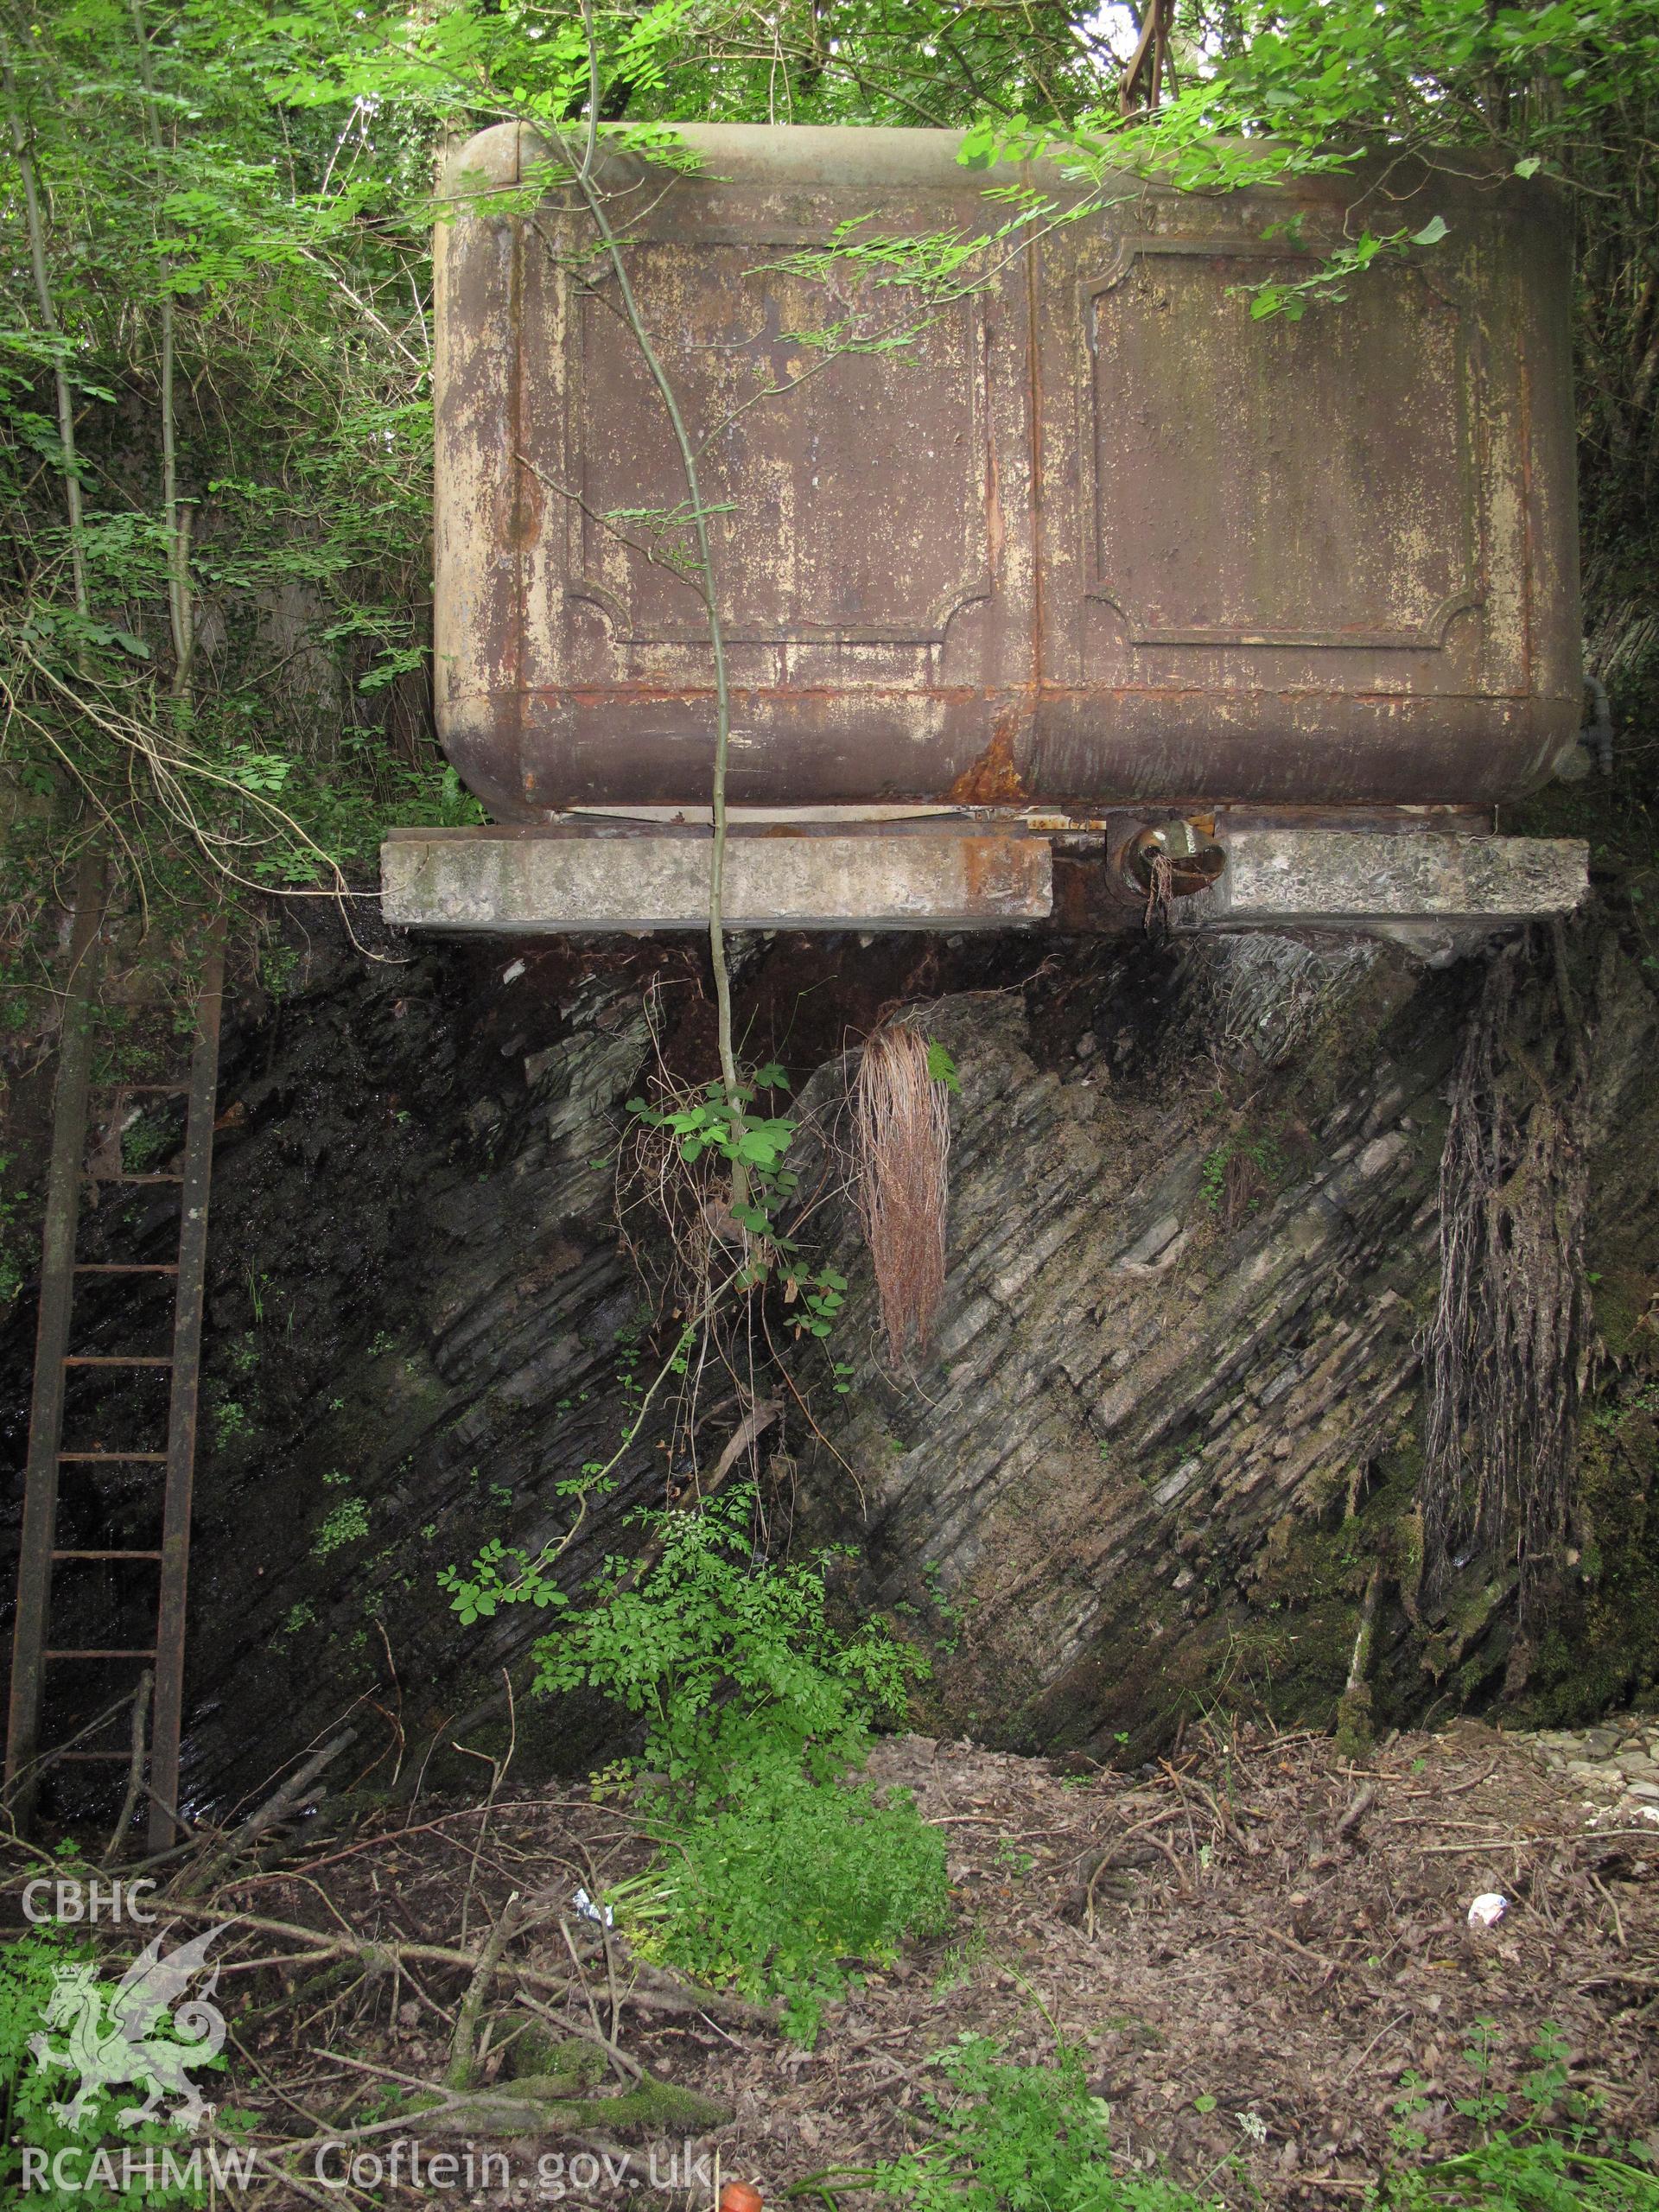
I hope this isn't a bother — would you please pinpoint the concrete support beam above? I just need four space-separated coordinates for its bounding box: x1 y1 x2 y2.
1173 828 1588 949
383 822 1587 944
381 828 1054 932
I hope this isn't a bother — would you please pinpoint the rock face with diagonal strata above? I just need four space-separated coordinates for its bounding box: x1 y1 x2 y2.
781 915 1659 1758
4 899 1656 1818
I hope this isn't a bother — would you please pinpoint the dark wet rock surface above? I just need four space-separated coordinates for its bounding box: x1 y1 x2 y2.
3 896 1657 1824
782 916 1659 1760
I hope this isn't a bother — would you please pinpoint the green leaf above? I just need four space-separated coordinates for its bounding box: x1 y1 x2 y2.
1411 214 1450 246
925 1039 961 1094
957 118 997 170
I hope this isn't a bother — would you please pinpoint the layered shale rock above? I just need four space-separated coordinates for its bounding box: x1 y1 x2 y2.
4 892 1656 1821
783 912 1659 1758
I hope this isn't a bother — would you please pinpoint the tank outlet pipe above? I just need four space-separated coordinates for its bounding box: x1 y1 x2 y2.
1116 819 1227 901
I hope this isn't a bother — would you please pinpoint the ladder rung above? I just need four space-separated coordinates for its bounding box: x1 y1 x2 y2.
54 1750 138 1763
44 1649 158 1660
98 1084 190 1094
97 1173 183 1185
74 1263 180 1274
58 1453 167 1464
63 1356 173 1367
52 1549 162 1561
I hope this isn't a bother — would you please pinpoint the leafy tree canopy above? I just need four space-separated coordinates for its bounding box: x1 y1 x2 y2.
0 0 1653 951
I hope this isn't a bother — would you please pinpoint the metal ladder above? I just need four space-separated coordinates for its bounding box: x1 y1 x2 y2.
4 855 225 1850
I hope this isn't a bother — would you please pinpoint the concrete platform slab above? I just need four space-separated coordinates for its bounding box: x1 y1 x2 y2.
382 822 1587 943
1172 828 1588 936
381 828 1054 932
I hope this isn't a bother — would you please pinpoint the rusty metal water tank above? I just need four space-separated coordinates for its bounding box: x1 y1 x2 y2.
433 123 1580 825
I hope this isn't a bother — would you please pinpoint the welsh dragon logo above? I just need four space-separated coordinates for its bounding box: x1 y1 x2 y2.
29 1924 226 2133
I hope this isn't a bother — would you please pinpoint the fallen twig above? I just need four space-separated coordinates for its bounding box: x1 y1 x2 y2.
447 1890 524 2089
162 1901 780 2025
1334 1783 1377 1839
102 1668 152 1867
180 1728 356 1895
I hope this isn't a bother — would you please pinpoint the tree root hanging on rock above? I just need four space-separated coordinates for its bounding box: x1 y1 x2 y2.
854 1024 952 1363
1421 922 1593 1653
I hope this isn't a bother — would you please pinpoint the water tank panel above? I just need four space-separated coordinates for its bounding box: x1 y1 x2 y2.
433 125 1580 820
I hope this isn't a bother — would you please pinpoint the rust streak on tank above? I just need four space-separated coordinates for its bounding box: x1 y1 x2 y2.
946 722 1030 807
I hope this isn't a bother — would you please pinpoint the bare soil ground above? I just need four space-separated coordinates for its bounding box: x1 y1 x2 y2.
117 1715 1656 2208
